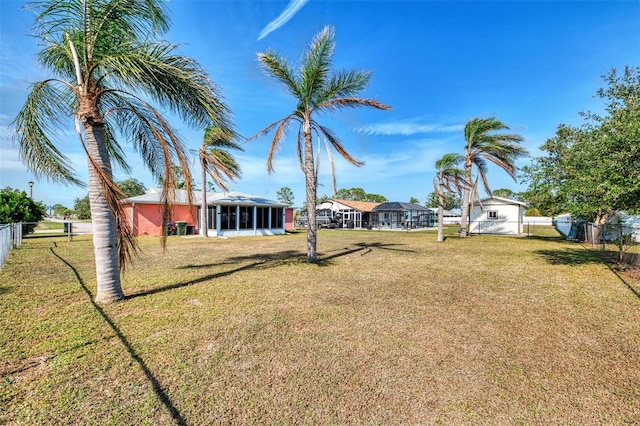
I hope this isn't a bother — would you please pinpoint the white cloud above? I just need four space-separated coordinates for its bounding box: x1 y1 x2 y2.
354 120 463 136
257 0 310 41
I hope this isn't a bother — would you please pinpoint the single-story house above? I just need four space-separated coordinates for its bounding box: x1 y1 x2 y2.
468 196 526 235
372 202 435 229
121 188 293 237
315 199 381 229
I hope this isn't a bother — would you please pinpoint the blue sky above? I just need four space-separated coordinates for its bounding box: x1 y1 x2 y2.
1 0 638 209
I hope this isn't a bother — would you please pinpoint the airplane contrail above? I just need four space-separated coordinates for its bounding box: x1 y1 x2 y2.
257 0 310 41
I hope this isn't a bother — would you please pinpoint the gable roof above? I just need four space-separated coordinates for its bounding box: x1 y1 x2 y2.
373 202 429 211
475 196 527 207
328 199 381 212
121 188 287 207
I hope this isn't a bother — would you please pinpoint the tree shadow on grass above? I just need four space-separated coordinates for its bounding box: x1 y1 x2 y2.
534 247 607 266
127 242 416 300
49 248 187 426
535 246 640 300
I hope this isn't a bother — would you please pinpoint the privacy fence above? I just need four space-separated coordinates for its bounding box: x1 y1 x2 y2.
0 223 23 270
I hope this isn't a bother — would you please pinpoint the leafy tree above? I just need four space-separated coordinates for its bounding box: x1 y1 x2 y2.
524 207 541 217
459 117 527 237
335 187 388 202
0 187 46 235
12 0 233 303
408 197 420 204
276 187 295 205
433 153 465 242
117 178 146 198
425 191 461 211
157 165 193 189
254 26 390 262
74 195 91 220
522 68 640 224
52 203 72 217
491 188 517 199
199 126 242 237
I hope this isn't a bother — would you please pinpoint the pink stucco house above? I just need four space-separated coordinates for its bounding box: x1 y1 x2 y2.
122 188 293 237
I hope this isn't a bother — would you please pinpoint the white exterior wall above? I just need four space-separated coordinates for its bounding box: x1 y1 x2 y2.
469 198 525 235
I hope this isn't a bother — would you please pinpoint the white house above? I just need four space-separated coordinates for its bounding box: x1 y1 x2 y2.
468 196 526 235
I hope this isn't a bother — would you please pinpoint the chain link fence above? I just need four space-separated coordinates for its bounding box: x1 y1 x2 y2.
0 223 23 270
585 222 640 267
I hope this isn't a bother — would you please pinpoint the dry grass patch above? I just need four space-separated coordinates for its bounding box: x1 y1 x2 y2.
1 228 639 424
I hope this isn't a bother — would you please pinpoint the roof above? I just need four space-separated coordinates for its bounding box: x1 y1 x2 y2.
373 202 429 211
328 199 381 212
121 188 288 207
474 196 527 207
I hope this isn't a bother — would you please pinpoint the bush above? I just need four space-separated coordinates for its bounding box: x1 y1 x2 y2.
0 187 46 235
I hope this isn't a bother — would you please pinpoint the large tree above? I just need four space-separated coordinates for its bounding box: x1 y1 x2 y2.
254 26 390 262
521 66 640 224
459 117 527 237
425 191 461 211
117 178 146 198
335 187 388 203
199 126 242 237
276 187 295 205
433 153 465 242
12 0 233 303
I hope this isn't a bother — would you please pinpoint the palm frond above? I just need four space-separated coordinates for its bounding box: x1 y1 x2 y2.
267 118 294 172
12 80 83 185
316 70 372 104
315 123 364 167
258 51 301 100
300 25 334 104
315 97 391 113
101 41 234 133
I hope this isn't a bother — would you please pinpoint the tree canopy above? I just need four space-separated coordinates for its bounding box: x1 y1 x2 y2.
334 187 387 203
276 187 295 205
521 66 640 223
0 187 46 235
117 178 147 198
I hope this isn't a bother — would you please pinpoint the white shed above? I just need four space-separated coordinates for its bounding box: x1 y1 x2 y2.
468 196 526 235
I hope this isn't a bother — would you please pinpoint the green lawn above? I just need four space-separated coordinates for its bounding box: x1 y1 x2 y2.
1 228 639 424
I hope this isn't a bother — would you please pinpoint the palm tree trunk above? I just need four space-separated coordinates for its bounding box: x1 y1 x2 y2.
437 183 445 243
459 165 472 238
201 159 208 237
86 124 123 303
303 118 317 262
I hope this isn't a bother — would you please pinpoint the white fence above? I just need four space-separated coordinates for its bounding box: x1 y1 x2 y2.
0 223 23 269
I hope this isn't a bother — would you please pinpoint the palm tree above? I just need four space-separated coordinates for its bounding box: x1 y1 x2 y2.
433 153 465 242
199 127 242 237
459 117 527 237
12 0 233 303
254 26 390 262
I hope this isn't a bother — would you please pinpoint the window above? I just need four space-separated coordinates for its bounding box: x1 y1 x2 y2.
271 207 283 229
256 207 269 229
239 206 253 229
220 205 236 230
487 210 498 219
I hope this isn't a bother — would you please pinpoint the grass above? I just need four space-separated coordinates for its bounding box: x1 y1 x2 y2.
1 227 639 424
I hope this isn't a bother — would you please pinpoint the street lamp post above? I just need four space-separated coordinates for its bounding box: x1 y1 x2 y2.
28 181 34 199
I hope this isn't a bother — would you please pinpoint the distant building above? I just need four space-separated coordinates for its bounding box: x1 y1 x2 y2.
372 202 435 229
468 197 526 235
121 188 293 237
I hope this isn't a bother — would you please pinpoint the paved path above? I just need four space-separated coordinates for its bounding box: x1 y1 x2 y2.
36 219 93 234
